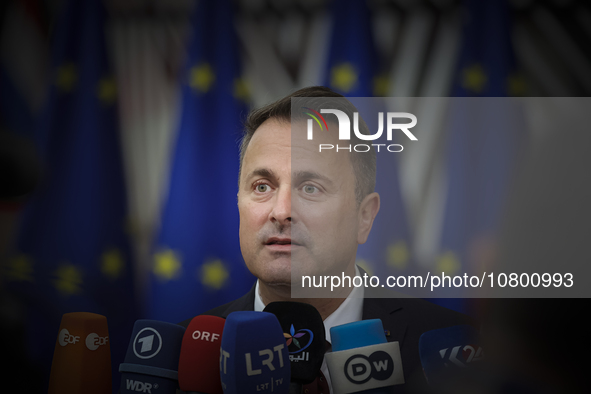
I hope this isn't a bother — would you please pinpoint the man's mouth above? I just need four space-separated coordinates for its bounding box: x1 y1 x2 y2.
266 238 292 245
265 237 300 247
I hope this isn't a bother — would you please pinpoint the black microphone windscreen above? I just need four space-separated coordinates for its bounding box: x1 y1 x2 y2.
263 301 326 384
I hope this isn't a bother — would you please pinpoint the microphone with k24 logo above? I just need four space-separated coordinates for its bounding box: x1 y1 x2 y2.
263 301 326 394
178 315 226 394
419 325 483 388
48 312 112 394
219 311 290 394
326 319 404 393
119 320 185 394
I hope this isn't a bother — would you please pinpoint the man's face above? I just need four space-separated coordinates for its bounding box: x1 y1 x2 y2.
237 118 364 286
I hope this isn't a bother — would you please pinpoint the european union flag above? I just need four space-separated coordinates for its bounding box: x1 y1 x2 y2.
0 64 35 138
2 0 138 390
148 0 254 323
433 0 526 311
324 0 376 97
321 1 414 280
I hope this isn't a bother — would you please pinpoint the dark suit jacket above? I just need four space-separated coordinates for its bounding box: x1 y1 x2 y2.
179 283 475 393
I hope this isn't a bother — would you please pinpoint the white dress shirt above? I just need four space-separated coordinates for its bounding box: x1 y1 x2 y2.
254 267 364 393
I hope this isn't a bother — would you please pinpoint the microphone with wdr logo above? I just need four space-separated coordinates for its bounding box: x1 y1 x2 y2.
326 319 404 394
220 311 290 394
419 325 483 388
263 301 326 393
48 312 112 394
178 315 226 393
119 320 185 393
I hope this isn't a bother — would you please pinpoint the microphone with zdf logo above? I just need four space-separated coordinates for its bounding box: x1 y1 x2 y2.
326 319 404 394
220 311 290 394
178 315 226 393
48 312 112 394
119 320 185 394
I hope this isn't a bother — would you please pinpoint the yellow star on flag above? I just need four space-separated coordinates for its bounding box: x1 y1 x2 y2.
53 264 83 296
355 259 373 276
97 77 117 103
101 248 124 280
436 251 461 275
233 77 250 103
330 63 358 93
153 249 182 281
190 63 215 93
200 259 229 290
387 241 409 270
507 73 526 96
4 254 34 282
462 64 487 94
56 63 77 92
373 74 389 96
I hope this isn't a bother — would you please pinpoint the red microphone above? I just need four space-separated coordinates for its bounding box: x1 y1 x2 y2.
178 315 226 393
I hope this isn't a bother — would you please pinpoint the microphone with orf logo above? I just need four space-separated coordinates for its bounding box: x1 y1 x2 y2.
178 315 226 393
48 312 112 394
119 319 185 394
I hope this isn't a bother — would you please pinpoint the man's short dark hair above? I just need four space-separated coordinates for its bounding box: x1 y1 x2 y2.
239 86 377 204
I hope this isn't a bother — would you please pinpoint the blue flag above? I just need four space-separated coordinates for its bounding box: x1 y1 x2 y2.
2 0 138 390
148 0 254 323
324 0 376 97
321 0 413 280
0 64 36 138
433 0 526 311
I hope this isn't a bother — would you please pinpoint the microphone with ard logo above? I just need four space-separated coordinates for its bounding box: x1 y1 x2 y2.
263 301 326 394
325 319 404 394
419 325 483 388
48 312 112 394
119 320 185 394
178 315 226 393
220 311 290 394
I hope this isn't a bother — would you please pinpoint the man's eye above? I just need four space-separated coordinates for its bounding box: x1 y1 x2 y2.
256 184 270 193
303 185 318 194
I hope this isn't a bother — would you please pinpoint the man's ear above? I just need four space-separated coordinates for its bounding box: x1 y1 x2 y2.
357 192 380 244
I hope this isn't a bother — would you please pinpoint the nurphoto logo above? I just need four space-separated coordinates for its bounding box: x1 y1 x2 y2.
303 107 417 153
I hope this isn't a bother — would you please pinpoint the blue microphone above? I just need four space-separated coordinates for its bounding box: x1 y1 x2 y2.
325 319 404 393
119 320 185 394
419 325 483 387
220 311 290 394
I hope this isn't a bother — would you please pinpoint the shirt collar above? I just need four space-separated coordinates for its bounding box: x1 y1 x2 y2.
253 266 364 343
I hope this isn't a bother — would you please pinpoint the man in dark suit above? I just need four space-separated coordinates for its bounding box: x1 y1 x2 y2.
180 86 472 392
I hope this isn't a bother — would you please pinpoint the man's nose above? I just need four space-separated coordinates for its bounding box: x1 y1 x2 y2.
269 187 291 224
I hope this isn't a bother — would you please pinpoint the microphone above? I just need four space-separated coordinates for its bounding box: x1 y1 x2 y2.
325 319 404 393
48 312 112 394
119 319 185 394
178 315 226 393
263 301 326 393
418 325 483 387
220 311 290 394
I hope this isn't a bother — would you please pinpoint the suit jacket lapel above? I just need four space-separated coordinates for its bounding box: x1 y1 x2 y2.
362 295 408 350
219 284 256 317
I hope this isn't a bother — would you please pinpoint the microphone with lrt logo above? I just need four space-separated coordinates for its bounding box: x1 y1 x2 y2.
419 325 483 390
220 311 290 394
178 315 226 394
263 301 326 394
48 312 112 394
119 320 185 394
325 319 404 394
